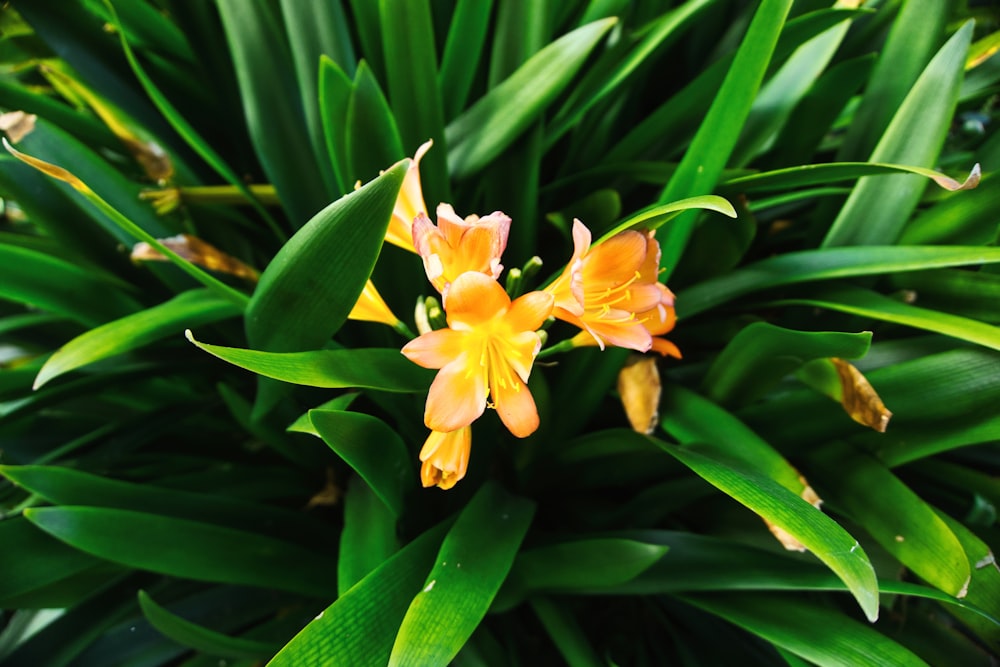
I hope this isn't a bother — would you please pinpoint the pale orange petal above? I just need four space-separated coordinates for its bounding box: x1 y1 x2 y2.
583 231 647 287
401 328 466 369
419 426 472 490
507 290 554 332
492 373 539 438
444 271 510 329
586 317 653 353
502 330 543 381
424 356 488 431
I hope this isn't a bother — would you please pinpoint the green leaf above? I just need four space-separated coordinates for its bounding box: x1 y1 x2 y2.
268 521 449 667
138 590 277 660
678 246 1000 319
822 21 974 247
529 597 605 667
318 55 355 195
655 440 879 622
494 538 669 612
338 476 400 596
0 464 328 547
439 0 495 119
683 593 928 666
0 516 106 608
104 0 285 241
703 323 872 407
807 444 970 597
347 61 406 185
725 161 981 194
24 506 337 598
309 410 415 517
768 285 1000 352
661 384 805 493
597 195 737 242
35 289 242 388
215 0 330 225
379 0 449 204
446 18 617 179
658 0 793 277
389 482 535 666
186 333 433 393
244 160 406 353
0 243 139 326
836 0 949 161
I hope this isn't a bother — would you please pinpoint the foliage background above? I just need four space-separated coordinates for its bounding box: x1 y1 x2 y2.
0 0 999 665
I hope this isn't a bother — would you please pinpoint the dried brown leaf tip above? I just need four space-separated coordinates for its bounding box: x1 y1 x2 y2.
832 357 892 432
0 111 36 142
131 234 260 283
617 354 661 434
766 475 823 552
305 468 342 509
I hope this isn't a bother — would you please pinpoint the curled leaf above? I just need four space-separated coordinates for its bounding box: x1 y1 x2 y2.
832 358 893 432
0 111 36 142
131 234 260 283
617 354 661 434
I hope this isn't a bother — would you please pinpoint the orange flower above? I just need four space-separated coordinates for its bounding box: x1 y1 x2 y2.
419 426 472 490
347 279 401 327
547 219 680 357
412 203 510 295
401 271 553 437
384 140 432 252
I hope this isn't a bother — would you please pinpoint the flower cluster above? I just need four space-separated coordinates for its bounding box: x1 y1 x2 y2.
361 143 680 490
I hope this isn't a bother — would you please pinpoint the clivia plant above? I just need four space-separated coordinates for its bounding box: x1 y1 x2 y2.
0 1 999 666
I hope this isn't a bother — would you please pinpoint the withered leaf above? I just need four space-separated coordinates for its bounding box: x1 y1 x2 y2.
832 357 892 432
131 234 260 283
617 354 661 434
0 111 36 142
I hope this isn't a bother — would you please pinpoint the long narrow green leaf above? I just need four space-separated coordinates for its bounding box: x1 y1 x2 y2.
347 62 406 184
104 0 285 241
215 0 329 226
529 598 605 667
338 475 400 596
807 444 970 597
446 18 617 179
703 323 871 407
769 285 1000 352
267 521 449 667
185 333 432 393
725 161 980 194
309 410 415 517
35 289 241 388
137 590 277 660
380 0 449 204
683 593 927 666
678 246 1000 318
655 441 879 622
389 482 535 666
318 55 354 195
280 0 355 196
0 243 139 326
822 22 974 247
658 0 793 277
439 0 495 120
25 506 337 598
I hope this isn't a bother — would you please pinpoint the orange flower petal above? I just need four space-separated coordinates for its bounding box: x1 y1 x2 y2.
444 271 511 329
582 230 647 287
651 337 682 358
419 426 472 490
492 373 540 438
401 328 466 369
424 356 488 431
507 290 554 332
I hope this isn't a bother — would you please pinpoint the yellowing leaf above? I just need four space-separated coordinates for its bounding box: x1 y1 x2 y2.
617 354 661 434
131 234 260 282
832 357 893 432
